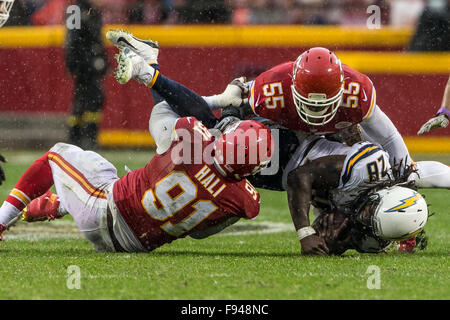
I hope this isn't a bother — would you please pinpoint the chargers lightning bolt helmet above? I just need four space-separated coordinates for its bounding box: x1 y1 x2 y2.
355 186 428 242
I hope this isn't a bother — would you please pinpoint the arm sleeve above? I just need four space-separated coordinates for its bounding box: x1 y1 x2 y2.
149 101 180 154
360 105 411 167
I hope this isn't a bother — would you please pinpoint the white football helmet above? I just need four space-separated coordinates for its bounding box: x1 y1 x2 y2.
0 0 14 27
357 186 428 241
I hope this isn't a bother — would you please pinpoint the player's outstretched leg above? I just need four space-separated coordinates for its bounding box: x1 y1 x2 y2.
106 29 159 65
114 47 218 128
0 152 55 239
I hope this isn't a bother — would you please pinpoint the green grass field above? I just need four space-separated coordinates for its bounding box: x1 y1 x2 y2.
0 150 448 300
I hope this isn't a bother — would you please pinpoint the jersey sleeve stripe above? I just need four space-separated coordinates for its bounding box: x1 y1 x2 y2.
363 86 377 120
48 152 107 199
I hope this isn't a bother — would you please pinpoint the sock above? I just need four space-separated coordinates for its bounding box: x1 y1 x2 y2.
0 152 54 225
409 161 450 188
136 63 157 87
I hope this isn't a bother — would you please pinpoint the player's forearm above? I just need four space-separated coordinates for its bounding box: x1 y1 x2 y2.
360 105 411 166
440 76 450 111
287 169 312 230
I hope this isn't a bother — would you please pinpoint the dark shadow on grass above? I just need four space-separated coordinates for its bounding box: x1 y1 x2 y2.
151 250 302 258
2 246 447 259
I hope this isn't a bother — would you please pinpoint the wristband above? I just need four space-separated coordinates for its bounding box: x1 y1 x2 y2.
297 226 316 241
437 107 450 118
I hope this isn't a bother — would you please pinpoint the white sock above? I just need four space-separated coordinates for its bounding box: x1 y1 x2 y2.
408 161 450 188
0 201 21 226
135 62 157 87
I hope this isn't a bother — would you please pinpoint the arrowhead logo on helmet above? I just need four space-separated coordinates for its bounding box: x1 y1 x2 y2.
0 0 15 27
291 47 345 126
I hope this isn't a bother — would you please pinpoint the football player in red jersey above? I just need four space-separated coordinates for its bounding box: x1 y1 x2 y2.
242 48 450 190
103 32 445 255
0 53 274 253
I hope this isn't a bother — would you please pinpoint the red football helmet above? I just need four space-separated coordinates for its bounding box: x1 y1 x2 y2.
213 120 273 180
291 47 344 126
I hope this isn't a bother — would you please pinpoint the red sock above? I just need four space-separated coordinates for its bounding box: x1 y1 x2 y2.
6 152 54 211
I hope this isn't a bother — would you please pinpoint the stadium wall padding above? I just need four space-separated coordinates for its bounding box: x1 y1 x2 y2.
0 26 449 152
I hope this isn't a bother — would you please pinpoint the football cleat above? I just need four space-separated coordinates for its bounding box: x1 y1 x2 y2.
106 29 159 65
114 47 156 85
21 190 63 222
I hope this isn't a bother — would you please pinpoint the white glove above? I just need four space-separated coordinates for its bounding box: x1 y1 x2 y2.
214 77 248 108
417 113 449 135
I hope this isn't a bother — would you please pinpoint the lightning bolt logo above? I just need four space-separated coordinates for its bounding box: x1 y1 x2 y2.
386 194 421 212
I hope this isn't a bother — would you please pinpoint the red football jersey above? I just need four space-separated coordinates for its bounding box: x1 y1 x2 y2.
112 117 260 251
249 62 376 135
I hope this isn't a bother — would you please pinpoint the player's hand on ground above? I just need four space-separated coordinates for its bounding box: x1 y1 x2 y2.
0 154 6 186
215 76 248 109
417 113 449 135
300 234 329 256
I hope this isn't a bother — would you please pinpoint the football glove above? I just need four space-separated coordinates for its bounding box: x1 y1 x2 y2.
417 112 449 135
0 153 6 185
214 77 248 109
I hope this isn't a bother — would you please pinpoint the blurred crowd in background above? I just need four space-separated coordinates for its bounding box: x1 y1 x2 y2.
4 0 449 27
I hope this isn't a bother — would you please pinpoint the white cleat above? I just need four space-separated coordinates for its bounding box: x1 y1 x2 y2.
114 47 156 85
106 29 159 65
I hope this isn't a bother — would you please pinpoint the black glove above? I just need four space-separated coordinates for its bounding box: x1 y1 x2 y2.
214 115 241 133
0 154 6 185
